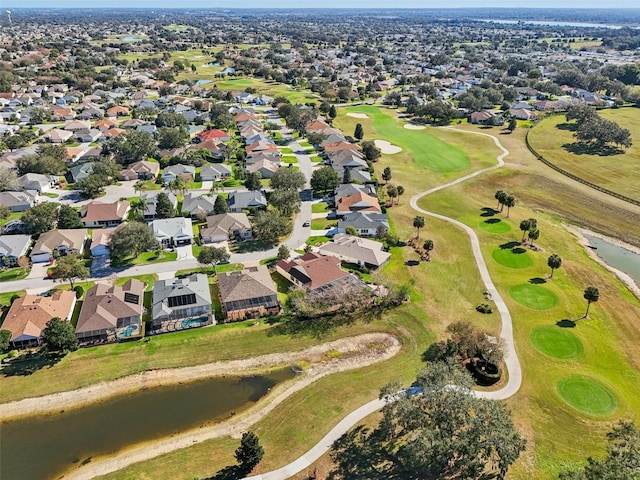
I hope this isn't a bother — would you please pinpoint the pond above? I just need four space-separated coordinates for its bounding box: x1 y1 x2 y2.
583 233 640 289
0 368 295 480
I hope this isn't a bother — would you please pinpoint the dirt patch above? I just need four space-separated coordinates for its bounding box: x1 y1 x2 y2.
374 139 402 154
346 112 369 119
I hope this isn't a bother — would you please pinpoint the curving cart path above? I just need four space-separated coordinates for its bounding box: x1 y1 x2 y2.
243 127 522 480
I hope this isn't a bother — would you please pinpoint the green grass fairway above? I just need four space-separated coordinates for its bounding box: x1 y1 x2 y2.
528 108 640 201
510 284 559 310
479 218 511 233
530 326 584 359
557 376 618 416
344 106 470 172
491 247 533 268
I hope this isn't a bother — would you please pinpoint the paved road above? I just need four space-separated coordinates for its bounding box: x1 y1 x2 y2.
241 128 522 480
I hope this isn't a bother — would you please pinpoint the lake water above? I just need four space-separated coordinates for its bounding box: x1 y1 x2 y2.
583 234 640 288
0 368 295 480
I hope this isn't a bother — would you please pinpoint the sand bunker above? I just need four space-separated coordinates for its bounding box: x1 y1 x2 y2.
346 112 369 119
374 139 402 154
404 124 426 130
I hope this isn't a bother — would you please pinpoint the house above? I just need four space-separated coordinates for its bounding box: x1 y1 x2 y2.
106 105 130 117
338 211 389 237
0 190 37 212
30 229 88 263
0 234 32 266
318 234 391 270
335 191 381 217
200 163 232 182
201 213 252 243
181 193 217 218
198 129 231 143
151 274 213 330
470 110 501 125
42 128 73 143
246 158 279 179
3 291 76 348
95 118 119 131
69 162 94 183
217 266 280 321
189 140 226 159
90 227 115 257
81 200 130 228
228 190 267 213
18 173 57 193
74 128 102 143
162 164 195 185
276 252 351 292
63 119 91 131
334 183 377 198
509 108 537 121
119 160 160 181
75 279 145 343
51 106 76 121
150 217 194 247
140 191 177 220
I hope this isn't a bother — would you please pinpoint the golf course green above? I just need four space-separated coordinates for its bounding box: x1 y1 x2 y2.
530 326 584 359
509 284 559 310
479 218 512 234
557 376 618 416
344 106 470 172
491 247 534 269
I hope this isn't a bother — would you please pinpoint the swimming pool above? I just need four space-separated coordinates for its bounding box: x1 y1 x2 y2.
118 325 139 338
181 317 209 329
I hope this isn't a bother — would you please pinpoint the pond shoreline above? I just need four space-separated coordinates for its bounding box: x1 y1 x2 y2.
52 332 400 480
567 225 640 300
0 332 399 422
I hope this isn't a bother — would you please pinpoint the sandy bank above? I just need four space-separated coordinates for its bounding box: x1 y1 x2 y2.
346 112 369 119
404 124 426 130
374 139 402 154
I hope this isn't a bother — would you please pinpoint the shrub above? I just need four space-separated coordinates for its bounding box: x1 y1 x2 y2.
74 285 84 299
476 303 493 314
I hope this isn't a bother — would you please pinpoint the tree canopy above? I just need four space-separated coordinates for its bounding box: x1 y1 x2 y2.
50 254 88 289
270 167 306 191
109 221 157 262
310 166 339 195
22 202 59 235
252 210 291 245
329 361 525 480
42 317 79 353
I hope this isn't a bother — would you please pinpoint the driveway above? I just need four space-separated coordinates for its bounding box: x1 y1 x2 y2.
90 255 112 278
176 245 194 260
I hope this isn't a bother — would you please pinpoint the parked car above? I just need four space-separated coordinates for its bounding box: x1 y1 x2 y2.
303 221 310 227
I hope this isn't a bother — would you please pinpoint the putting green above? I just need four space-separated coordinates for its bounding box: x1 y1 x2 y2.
557 376 618 416
491 248 533 268
479 219 511 234
510 284 559 309
530 326 583 359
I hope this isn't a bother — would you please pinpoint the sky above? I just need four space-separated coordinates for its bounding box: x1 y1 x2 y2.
4 1 640 8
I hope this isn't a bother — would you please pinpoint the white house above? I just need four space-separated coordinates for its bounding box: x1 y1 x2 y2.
150 217 194 248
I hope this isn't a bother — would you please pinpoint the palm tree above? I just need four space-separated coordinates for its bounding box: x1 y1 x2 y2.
209 180 224 195
519 219 531 242
528 227 540 247
413 215 425 239
387 185 397 205
505 195 516 218
547 254 562 278
396 185 404 205
423 239 434 259
133 180 145 195
130 198 148 220
495 190 507 211
583 286 600 318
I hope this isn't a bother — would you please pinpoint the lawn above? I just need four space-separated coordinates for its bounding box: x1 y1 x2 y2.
311 217 335 230
310 156 323 163
527 108 640 202
0 212 21 227
311 202 329 213
0 268 30 283
341 106 470 172
282 155 298 164
111 250 178 267
175 264 243 277
115 274 159 290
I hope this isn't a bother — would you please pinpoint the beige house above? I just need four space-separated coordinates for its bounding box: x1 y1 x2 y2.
3 291 77 348
201 213 252 244
30 229 88 263
318 234 391 270
217 266 280 321
76 279 145 343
